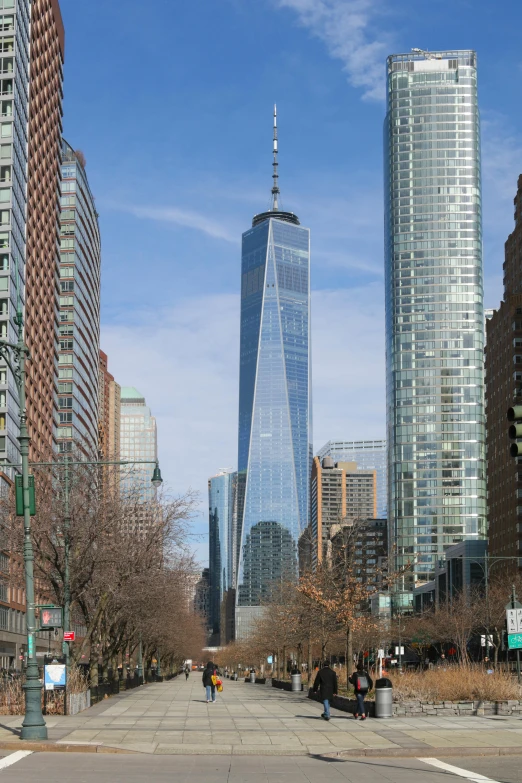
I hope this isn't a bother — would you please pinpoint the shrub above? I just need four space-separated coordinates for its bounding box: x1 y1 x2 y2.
390 665 522 703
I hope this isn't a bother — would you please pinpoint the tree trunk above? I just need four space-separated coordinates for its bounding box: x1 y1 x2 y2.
347 625 354 679
282 646 286 679
89 656 99 688
307 632 313 685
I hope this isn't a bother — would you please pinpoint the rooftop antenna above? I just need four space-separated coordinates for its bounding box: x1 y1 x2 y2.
271 104 279 211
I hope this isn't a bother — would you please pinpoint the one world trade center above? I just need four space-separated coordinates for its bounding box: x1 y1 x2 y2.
235 108 312 639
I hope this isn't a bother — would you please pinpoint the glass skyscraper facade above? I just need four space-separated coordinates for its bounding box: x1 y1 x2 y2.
385 50 486 590
208 469 237 639
120 387 158 511
0 0 29 486
236 206 311 637
317 440 387 519
58 140 101 456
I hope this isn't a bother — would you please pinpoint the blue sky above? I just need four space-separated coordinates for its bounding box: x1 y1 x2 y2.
60 0 522 563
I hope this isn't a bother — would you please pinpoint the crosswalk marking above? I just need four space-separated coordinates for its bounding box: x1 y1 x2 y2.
0 751 33 771
419 757 500 783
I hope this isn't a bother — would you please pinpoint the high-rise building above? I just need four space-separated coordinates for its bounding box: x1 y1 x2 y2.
309 456 376 568
120 387 158 507
0 0 64 672
26 0 64 461
194 568 211 634
317 440 387 518
485 174 522 567
98 350 120 460
0 1 33 480
329 518 388 591
57 141 100 455
384 50 486 590
208 469 237 641
236 107 311 638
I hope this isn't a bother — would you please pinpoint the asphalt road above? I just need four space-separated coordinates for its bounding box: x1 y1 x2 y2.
0 753 519 783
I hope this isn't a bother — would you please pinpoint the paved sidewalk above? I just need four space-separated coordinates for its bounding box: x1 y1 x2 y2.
1 678 522 756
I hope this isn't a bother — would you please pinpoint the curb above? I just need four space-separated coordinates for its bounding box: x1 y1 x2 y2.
0 740 521 757
0 741 138 754
332 746 522 759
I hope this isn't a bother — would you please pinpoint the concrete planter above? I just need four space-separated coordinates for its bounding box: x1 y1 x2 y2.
272 678 303 692
308 689 375 716
307 689 522 717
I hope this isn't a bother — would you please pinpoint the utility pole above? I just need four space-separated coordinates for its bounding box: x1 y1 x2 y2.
62 457 71 670
512 585 521 685
0 288 47 739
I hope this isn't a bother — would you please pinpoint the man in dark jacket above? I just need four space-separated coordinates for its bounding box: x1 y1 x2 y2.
349 662 373 720
312 661 338 721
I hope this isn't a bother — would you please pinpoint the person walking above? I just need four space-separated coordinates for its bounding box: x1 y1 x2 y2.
184 667 190 681
349 662 373 720
202 661 217 703
312 660 338 721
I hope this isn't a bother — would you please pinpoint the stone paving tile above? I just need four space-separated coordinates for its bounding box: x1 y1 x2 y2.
44 675 522 756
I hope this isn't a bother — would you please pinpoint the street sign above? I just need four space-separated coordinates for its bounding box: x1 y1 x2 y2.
508 633 522 650
507 609 522 634
63 631 75 642
44 663 66 690
481 634 494 647
395 646 404 656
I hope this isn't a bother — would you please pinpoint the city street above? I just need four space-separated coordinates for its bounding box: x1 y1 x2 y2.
1 677 522 757
0 750 520 783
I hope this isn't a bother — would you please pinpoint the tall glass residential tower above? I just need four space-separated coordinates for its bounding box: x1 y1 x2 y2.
58 140 101 456
236 107 311 639
208 469 237 640
384 51 486 592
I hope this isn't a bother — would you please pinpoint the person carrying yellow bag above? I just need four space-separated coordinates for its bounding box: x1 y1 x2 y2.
203 661 218 703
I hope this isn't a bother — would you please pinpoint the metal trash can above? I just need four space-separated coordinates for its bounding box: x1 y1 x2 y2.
250 670 256 683
375 677 393 718
291 672 302 692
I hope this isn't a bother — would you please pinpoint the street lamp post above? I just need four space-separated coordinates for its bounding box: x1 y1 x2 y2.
62 458 71 668
0 302 47 739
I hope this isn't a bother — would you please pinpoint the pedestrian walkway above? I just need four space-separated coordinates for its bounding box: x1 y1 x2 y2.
1 678 522 756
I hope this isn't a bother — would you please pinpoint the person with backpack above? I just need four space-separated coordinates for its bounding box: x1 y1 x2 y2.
349 662 373 720
312 660 338 721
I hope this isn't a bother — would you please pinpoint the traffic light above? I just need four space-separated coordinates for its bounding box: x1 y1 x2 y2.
508 406 522 457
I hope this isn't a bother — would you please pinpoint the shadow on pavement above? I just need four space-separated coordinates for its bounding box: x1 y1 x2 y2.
0 723 20 737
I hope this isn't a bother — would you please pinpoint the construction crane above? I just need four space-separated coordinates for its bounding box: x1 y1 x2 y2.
411 48 442 60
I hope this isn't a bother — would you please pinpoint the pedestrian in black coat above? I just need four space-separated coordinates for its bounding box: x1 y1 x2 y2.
202 661 217 703
312 661 338 721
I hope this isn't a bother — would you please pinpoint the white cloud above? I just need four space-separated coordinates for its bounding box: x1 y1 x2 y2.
273 0 390 100
481 114 522 309
101 283 385 565
119 204 240 243
312 283 385 447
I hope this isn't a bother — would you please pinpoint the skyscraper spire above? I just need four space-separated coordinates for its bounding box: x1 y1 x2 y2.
271 104 279 211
